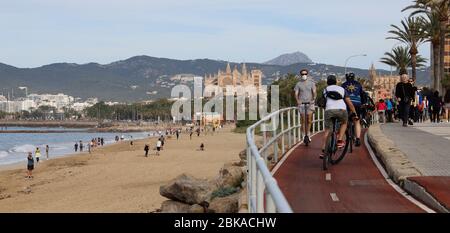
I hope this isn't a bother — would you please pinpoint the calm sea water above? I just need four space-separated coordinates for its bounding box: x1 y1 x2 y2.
0 127 154 166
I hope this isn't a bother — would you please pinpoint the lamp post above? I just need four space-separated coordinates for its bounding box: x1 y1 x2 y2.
344 54 367 76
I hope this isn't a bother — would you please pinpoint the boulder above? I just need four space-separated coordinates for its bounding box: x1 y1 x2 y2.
217 164 244 189
160 200 190 213
188 204 206 213
160 174 214 205
208 193 240 213
239 149 247 161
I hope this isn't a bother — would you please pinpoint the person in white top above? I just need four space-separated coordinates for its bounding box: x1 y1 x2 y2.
321 75 357 158
156 139 162 156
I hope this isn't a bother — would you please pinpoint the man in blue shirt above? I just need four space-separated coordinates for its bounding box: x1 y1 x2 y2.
341 73 365 147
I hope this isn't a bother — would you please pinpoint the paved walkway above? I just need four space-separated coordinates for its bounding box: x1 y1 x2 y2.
380 123 450 176
274 131 424 213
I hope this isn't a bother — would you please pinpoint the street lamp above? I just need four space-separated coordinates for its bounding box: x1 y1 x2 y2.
344 54 367 75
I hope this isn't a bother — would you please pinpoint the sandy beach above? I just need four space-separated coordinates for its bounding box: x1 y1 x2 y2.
0 127 246 213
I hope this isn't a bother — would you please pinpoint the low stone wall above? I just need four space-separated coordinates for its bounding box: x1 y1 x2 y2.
367 124 422 185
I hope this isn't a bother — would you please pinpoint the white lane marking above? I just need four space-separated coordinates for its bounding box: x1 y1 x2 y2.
364 134 436 213
330 193 340 202
326 173 332 181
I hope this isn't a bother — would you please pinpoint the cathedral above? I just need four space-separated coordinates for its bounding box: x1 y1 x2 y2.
369 64 400 101
204 63 263 92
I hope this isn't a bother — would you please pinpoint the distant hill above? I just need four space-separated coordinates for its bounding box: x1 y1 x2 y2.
264 52 313 66
0 55 431 102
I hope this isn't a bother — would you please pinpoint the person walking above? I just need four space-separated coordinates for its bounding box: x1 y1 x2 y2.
444 90 450 122
26 152 34 179
144 144 149 157
101 138 104 146
294 69 317 144
176 130 180 140
386 99 394 123
395 73 415 127
156 139 162 156
74 142 78 152
45 145 49 160
376 99 387 124
79 141 84 152
35 147 41 164
429 91 442 123
88 141 92 154
190 129 193 140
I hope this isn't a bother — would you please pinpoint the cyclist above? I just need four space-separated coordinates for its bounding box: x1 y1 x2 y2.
294 69 317 143
321 75 357 159
341 72 365 147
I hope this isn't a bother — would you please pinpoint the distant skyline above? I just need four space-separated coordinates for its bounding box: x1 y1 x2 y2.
1 0 431 70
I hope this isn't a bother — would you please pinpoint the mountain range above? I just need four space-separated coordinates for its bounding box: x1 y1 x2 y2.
264 51 313 66
0 54 431 102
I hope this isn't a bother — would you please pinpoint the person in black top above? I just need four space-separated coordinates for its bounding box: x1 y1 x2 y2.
429 91 442 123
144 144 149 157
27 152 34 179
395 73 416 127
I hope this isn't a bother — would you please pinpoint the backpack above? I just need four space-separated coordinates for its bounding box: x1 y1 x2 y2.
316 89 343 108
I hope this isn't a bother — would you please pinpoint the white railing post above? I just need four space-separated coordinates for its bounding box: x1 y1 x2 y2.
281 112 285 155
287 109 292 149
298 108 301 143
273 116 278 163
256 168 264 213
265 192 276 213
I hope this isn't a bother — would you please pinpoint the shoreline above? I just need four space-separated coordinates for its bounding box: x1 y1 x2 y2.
0 127 246 212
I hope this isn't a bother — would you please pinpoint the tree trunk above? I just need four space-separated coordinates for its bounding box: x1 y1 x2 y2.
439 20 446 93
433 42 441 90
411 52 417 81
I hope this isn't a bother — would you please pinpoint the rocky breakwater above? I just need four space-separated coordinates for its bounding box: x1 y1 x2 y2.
158 158 248 213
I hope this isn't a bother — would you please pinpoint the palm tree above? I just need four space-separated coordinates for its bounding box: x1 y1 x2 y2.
418 11 442 89
380 46 427 75
387 17 427 81
404 0 450 92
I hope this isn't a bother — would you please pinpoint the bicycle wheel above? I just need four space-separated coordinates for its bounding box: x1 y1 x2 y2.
330 130 350 165
323 132 336 171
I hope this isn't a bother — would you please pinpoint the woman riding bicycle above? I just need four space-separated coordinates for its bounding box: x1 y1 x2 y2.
320 75 358 159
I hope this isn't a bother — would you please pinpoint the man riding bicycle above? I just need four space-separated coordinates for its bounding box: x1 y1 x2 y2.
321 75 357 159
294 69 317 144
341 72 365 147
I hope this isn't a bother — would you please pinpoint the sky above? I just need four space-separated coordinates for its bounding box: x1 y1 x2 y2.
0 0 431 70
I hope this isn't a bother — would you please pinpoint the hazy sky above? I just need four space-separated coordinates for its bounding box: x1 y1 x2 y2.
0 0 430 70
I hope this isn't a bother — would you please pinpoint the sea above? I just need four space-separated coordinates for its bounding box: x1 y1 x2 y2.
0 127 155 166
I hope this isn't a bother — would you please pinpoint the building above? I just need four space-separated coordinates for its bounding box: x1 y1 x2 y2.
204 63 263 94
369 64 400 101
27 93 74 110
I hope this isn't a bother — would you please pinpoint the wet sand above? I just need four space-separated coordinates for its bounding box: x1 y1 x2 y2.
0 128 245 213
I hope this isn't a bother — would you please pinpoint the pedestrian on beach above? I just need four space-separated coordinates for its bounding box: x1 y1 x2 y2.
156 139 162 156
200 143 205 151
176 130 179 140
144 144 149 157
80 141 84 152
190 130 193 140
27 152 34 179
88 142 92 154
74 142 78 152
101 138 104 146
196 128 200 137
45 145 49 160
35 147 41 164
130 136 134 146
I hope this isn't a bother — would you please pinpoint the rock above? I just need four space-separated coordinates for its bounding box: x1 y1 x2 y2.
188 204 206 213
239 149 247 161
160 174 214 205
160 200 190 213
238 188 248 213
208 193 240 213
217 164 244 189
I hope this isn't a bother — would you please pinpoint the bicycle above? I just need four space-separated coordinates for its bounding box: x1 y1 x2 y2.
322 113 357 171
301 102 312 146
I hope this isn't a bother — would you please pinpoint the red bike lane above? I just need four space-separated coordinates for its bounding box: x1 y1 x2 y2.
273 131 426 213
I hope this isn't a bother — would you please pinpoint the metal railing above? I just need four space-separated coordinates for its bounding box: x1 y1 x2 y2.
246 106 325 213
